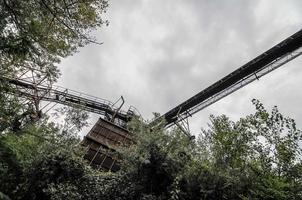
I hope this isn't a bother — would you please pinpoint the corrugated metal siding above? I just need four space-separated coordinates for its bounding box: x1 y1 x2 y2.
81 118 133 172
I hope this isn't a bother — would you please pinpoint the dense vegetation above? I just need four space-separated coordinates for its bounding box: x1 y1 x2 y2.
1 100 302 200
1 0 302 199
1 0 108 79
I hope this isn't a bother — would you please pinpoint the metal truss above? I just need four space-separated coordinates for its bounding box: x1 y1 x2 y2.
6 77 133 122
2 66 54 120
168 47 302 126
174 118 195 140
2 66 134 125
161 28 302 128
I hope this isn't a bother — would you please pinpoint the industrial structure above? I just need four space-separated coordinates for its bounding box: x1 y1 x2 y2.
2 29 302 171
81 118 133 171
157 29 302 129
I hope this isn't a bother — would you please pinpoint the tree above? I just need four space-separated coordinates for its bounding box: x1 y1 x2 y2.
0 0 109 80
92 100 302 200
0 106 91 199
1 97 302 199
194 99 302 199
0 80 23 132
0 1 115 199
0 0 108 133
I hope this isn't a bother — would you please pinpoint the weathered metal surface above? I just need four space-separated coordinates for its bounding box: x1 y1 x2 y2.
81 118 133 172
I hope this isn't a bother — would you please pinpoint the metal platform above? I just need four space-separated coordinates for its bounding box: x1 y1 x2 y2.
5 77 133 123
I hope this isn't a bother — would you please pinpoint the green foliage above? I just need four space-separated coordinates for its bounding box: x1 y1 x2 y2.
105 100 302 200
0 0 109 80
1 3 300 197
1 99 302 199
193 99 302 200
53 106 89 133
0 0 107 134
0 192 10 200
0 80 23 132
20 148 86 199
0 1 114 199
0 106 90 199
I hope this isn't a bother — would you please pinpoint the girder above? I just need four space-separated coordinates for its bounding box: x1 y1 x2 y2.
159 29 302 127
3 77 133 123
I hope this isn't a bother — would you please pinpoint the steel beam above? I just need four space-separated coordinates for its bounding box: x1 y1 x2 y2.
3 77 132 123
160 29 302 126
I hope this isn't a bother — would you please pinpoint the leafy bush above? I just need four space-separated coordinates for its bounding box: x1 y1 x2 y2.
1 100 302 200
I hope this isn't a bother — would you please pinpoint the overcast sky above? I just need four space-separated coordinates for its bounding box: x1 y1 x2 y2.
57 0 302 135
